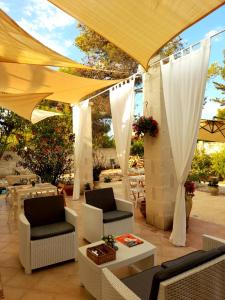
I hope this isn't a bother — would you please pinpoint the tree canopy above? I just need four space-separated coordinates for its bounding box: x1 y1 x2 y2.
208 50 225 105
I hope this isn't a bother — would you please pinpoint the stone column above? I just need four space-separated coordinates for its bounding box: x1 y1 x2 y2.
143 55 177 230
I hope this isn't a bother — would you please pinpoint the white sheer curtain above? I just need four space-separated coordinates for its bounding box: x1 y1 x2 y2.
161 39 210 246
110 78 135 198
72 100 93 200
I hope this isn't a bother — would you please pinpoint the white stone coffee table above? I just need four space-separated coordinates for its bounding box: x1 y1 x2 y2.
78 235 156 300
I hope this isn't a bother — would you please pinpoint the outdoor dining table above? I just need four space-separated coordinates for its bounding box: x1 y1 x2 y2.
8 183 58 215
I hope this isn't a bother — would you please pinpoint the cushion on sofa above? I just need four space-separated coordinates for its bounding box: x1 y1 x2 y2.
161 250 205 268
85 188 117 212
122 266 163 300
103 210 133 223
150 248 222 300
217 244 225 254
30 221 75 240
24 195 65 227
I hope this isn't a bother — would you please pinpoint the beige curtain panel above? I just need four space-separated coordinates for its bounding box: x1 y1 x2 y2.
0 62 120 104
0 9 90 69
48 0 225 69
0 92 53 121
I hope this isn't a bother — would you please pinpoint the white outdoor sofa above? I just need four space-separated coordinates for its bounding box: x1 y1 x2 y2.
82 187 134 243
19 195 78 274
102 234 225 300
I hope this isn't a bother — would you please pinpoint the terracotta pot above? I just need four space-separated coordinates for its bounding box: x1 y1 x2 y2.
185 194 193 229
139 200 146 218
63 184 73 196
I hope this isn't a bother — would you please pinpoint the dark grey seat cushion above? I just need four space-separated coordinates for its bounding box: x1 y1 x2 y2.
161 250 205 268
150 248 222 300
103 210 133 223
85 188 117 212
24 195 65 227
31 221 75 240
217 244 225 254
122 266 163 300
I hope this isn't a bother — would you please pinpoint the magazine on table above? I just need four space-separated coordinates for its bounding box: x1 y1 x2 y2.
116 233 143 247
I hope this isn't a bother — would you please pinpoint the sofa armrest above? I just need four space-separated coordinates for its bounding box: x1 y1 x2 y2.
82 203 103 242
65 207 78 228
115 198 134 213
202 234 225 250
102 268 140 300
19 213 31 274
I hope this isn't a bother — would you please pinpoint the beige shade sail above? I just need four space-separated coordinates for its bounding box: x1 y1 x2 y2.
31 109 61 124
0 9 91 69
0 92 53 121
198 119 225 142
48 0 225 69
0 62 120 104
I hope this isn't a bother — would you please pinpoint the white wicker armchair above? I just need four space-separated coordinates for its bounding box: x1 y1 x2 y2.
82 188 134 243
102 235 225 300
19 195 78 274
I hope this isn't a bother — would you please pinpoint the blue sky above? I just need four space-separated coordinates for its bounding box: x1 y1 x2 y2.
1 0 225 119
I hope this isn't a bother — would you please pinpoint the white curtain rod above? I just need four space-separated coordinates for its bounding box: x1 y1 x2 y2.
149 28 225 68
74 28 225 105
81 73 140 103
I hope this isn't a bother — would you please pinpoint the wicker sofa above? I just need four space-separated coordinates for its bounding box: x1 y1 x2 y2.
19 195 78 274
102 235 225 300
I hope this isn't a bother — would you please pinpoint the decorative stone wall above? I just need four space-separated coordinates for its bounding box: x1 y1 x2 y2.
143 56 178 230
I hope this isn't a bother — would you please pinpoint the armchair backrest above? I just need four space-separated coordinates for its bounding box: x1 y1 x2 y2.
150 247 223 300
24 195 65 227
85 188 117 212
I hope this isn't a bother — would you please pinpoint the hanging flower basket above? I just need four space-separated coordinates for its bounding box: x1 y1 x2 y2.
133 116 159 137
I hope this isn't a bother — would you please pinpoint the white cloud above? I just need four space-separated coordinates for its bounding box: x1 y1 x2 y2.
16 0 76 57
18 18 70 56
0 1 10 12
22 0 74 32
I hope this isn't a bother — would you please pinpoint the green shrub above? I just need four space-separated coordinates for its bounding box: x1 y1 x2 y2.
130 139 144 157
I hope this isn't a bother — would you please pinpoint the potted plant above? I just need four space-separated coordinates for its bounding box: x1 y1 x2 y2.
58 174 74 196
92 150 106 183
184 179 195 229
208 176 219 196
104 176 111 183
84 182 91 191
133 116 159 137
102 235 118 251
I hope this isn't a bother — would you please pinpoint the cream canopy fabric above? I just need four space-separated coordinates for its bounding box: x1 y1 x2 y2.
31 109 61 124
0 92 53 121
0 9 90 69
49 0 225 69
0 62 120 105
198 119 225 142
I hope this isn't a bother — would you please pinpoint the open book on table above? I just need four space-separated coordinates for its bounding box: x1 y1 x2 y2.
116 234 143 247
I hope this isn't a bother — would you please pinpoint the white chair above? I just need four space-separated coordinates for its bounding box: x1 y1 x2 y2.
19 195 78 274
128 176 145 207
82 187 134 243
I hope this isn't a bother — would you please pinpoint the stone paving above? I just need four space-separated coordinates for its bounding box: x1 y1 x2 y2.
0 182 224 299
